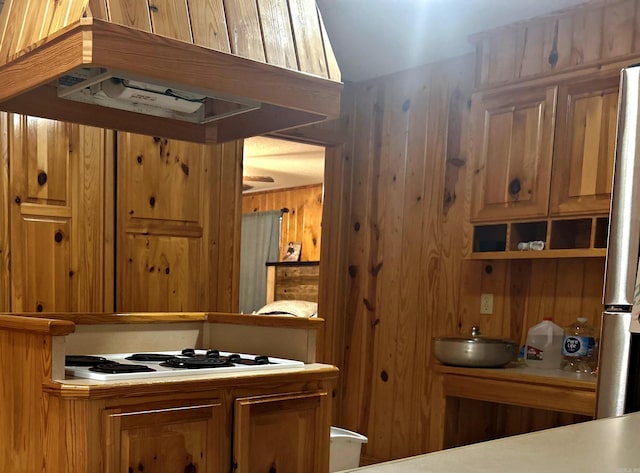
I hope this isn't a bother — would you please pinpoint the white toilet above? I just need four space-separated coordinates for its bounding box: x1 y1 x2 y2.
329 426 368 472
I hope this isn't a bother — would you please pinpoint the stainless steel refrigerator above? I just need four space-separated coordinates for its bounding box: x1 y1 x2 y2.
597 64 640 418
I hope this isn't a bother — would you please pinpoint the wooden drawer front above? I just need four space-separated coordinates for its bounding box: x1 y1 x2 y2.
550 77 618 216
233 391 330 473
105 400 226 473
471 87 556 222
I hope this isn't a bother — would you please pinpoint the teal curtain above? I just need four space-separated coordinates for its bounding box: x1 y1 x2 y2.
239 210 281 313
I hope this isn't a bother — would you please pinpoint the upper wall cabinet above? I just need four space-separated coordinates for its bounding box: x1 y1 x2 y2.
549 75 619 216
470 0 639 90
7 114 112 312
116 134 243 313
469 74 620 259
471 86 557 222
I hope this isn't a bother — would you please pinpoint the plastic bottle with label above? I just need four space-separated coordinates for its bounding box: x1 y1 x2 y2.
525 318 563 369
561 317 598 373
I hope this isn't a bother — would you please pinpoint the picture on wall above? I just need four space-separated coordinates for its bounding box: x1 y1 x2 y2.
283 242 302 261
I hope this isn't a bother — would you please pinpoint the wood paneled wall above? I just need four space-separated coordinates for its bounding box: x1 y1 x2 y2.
242 184 323 262
320 56 475 461
459 259 604 347
320 56 608 463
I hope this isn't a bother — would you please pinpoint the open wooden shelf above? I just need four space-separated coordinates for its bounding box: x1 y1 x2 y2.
471 216 608 259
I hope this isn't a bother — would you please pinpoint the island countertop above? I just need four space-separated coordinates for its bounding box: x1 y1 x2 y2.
345 411 640 472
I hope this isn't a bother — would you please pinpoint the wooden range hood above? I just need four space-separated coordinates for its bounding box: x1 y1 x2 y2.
0 0 342 143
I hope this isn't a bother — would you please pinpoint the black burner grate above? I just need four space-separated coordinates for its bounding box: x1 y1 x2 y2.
89 363 156 374
65 355 110 366
125 353 177 362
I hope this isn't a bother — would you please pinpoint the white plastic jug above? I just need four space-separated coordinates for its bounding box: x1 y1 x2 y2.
525 318 563 369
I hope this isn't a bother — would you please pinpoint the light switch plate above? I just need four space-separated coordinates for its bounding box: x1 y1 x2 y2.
480 293 494 314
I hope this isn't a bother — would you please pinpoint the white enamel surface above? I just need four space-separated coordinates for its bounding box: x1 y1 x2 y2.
63 350 304 381
343 413 640 472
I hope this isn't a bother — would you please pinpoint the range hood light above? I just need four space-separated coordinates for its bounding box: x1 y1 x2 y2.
101 78 206 114
57 67 262 125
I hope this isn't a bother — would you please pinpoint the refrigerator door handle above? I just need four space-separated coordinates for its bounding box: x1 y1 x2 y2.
604 66 640 307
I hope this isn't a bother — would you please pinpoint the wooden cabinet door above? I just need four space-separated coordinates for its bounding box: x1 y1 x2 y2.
549 76 619 216
104 400 227 473
116 133 243 312
233 391 330 473
471 86 557 221
8 114 112 312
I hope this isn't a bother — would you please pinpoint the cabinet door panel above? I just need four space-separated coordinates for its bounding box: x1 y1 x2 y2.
119 234 204 311
10 116 73 312
14 217 70 312
121 134 202 223
105 401 226 473
550 76 618 215
471 87 557 221
25 116 68 203
117 133 243 312
9 115 111 312
234 391 330 473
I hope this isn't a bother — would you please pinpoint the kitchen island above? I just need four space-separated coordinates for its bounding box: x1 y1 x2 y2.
345 411 640 472
0 312 337 473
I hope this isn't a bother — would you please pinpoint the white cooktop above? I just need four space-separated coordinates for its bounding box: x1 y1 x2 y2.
65 350 304 381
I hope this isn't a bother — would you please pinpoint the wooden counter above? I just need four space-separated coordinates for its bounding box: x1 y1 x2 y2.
0 312 336 473
431 363 596 450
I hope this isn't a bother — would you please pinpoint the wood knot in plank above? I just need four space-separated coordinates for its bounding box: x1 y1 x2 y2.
363 298 375 312
348 265 357 278
447 157 465 167
369 261 383 277
443 189 455 207
373 224 380 241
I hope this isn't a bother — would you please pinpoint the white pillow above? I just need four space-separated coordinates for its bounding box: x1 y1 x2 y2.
254 300 318 318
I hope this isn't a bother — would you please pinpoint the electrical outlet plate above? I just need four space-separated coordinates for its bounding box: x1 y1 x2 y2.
480 293 494 314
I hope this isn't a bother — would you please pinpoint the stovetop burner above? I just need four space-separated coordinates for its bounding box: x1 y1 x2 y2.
160 357 234 369
64 349 305 381
89 362 156 374
125 353 176 362
65 355 110 366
